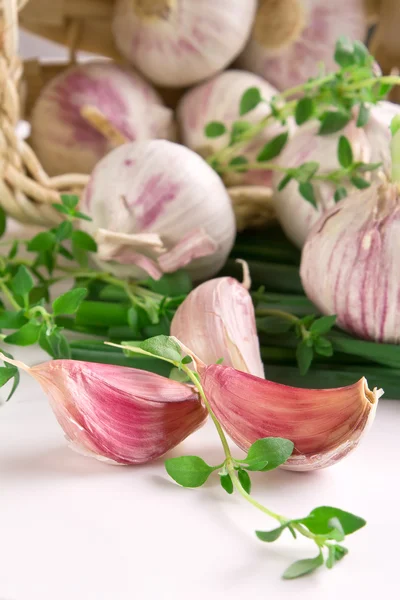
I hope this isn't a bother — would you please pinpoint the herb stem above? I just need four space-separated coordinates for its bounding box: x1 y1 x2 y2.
255 308 299 324
0 280 21 311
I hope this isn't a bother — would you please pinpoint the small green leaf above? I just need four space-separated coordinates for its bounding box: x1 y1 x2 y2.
257 132 288 162
0 366 17 387
319 111 350 135
204 121 227 138
326 544 348 568
27 231 55 252
71 230 97 252
334 186 347 202
298 182 317 208
283 553 324 580
53 203 70 215
295 161 319 183
314 337 333 357
239 87 262 116
181 355 192 365
39 325 71 359
58 245 74 261
337 136 353 168
0 206 6 238
169 367 190 383
8 240 19 259
53 288 87 316
140 335 182 363
165 456 215 487
220 473 234 494
237 468 251 494
310 315 337 335
350 175 370 189
11 266 34 298
356 103 370 127
229 156 249 171
257 316 292 334
296 340 314 375
146 271 192 296
352 40 370 66
0 310 27 329
334 37 355 68
55 221 73 241
295 97 314 125
245 438 294 471
390 114 400 137
74 211 92 221
61 194 79 210
4 322 41 346
256 524 289 542
230 121 252 144
356 162 382 172
277 173 292 191
300 506 366 536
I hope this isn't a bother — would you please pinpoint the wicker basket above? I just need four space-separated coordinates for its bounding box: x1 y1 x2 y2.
0 0 395 229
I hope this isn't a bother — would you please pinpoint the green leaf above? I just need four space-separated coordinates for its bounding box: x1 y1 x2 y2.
356 103 370 127
140 335 182 363
74 211 92 221
310 315 336 335
334 37 355 68
314 337 333 357
0 366 17 387
169 367 190 383
204 121 227 138
239 87 262 116
295 97 314 125
277 173 292 190
295 161 319 183
8 240 19 259
4 322 41 346
53 288 87 316
298 182 317 207
245 437 294 471
390 114 400 137
220 473 234 494
300 506 366 536
283 553 324 579
319 111 350 135
61 194 79 210
39 326 71 359
326 544 348 568
0 206 6 238
6 366 20 401
181 355 193 365
27 231 55 252
334 186 347 202
337 136 353 168
53 203 70 216
350 175 370 189
55 221 73 241
237 468 251 494
257 316 292 334
256 524 289 542
230 121 252 144
165 456 215 487
229 156 249 171
352 40 370 66
296 340 314 375
146 271 192 297
71 230 97 252
11 266 34 298
58 245 74 261
356 161 382 172
0 310 27 329
257 132 288 162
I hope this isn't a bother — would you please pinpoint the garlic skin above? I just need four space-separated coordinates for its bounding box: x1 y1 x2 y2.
177 69 285 188
30 61 174 176
171 276 264 377
112 0 257 87
201 365 381 471
238 0 367 92
82 140 236 281
14 358 207 465
301 181 400 343
272 119 371 248
365 101 400 169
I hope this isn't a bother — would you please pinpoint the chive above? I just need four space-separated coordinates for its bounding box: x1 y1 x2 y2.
70 348 171 376
329 331 400 369
108 325 142 340
231 243 300 265
99 285 130 302
75 301 129 327
69 339 122 353
55 316 108 337
220 260 303 294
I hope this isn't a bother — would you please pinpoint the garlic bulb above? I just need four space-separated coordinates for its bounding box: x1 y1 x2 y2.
177 69 285 188
273 119 371 248
202 364 380 471
82 139 236 281
365 101 400 168
238 0 368 91
171 275 264 377
112 0 257 87
301 181 400 343
30 61 174 176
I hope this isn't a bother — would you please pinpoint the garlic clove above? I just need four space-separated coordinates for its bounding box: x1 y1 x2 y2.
158 228 218 273
201 365 381 471
3 356 207 465
170 276 264 378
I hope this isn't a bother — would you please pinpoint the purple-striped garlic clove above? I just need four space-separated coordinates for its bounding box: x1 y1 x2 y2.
171 276 264 377
7 357 207 465
201 365 381 471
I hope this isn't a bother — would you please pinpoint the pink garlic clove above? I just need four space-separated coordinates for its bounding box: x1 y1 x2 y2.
201 365 381 471
8 357 207 465
171 276 264 377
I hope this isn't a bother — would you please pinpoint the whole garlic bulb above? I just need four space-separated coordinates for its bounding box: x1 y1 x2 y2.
112 0 257 87
238 0 367 91
177 69 285 188
30 61 174 176
301 181 400 343
273 119 371 248
82 140 236 281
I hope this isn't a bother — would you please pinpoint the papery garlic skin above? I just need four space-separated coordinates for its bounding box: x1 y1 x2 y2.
112 0 257 87
28 360 207 465
238 0 367 91
272 119 371 248
171 277 264 377
30 61 174 176
202 365 380 471
82 140 236 281
301 181 400 343
365 102 400 169
177 70 286 188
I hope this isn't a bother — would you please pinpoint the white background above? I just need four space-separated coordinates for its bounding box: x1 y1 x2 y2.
1 30 395 600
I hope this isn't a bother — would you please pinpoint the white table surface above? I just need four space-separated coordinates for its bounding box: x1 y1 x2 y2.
0 345 398 600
